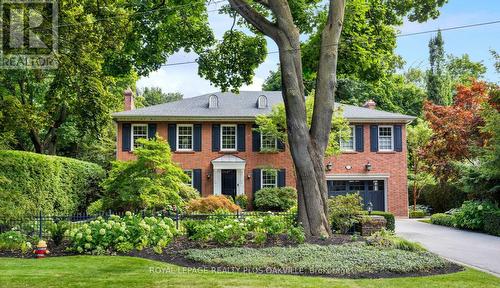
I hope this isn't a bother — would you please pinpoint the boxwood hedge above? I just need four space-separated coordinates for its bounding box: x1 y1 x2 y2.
0 150 105 220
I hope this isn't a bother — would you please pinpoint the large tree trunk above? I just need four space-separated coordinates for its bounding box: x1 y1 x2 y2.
229 0 345 237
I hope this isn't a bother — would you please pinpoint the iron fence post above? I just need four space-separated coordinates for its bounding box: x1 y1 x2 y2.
38 210 43 239
175 209 179 230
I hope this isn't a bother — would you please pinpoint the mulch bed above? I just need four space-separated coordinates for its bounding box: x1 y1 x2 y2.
0 236 464 279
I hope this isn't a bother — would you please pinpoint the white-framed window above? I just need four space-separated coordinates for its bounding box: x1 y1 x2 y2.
184 170 193 187
340 125 355 151
131 124 148 149
209 95 218 108
261 169 278 189
257 95 268 109
261 134 277 150
177 124 193 151
378 125 394 151
221 124 237 151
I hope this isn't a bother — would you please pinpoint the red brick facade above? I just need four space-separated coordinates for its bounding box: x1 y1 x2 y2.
116 121 409 217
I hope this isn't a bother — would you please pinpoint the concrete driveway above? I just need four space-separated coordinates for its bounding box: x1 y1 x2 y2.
396 219 500 276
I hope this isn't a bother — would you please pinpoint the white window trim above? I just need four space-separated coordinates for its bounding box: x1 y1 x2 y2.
378 125 394 151
184 169 193 187
176 124 194 151
209 95 218 108
131 124 148 151
258 95 268 109
261 169 278 189
220 124 237 151
260 133 277 150
340 125 355 152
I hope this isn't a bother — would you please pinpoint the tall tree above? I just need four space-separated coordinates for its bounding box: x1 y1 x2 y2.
426 30 452 105
136 88 183 107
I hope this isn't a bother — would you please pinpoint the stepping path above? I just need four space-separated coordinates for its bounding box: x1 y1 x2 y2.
396 218 500 277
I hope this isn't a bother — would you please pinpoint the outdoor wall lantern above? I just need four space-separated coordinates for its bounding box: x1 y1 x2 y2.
365 161 372 171
325 161 333 171
247 173 252 179
367 202 373 215
345 165 352 170
207 172 212 179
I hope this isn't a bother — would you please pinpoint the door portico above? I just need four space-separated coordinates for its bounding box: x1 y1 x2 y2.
211 155 246 196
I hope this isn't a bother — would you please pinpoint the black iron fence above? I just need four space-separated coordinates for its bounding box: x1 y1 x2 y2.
0 210 297 240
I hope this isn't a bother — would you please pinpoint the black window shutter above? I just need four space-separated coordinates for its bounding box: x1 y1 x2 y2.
253 169 261 193
122 123 131 151
237 124 246 152
394 124 403 152
277 139 285 151
370 125 379 152
148 123 157 139
212 124 220 151
193 124 202 151
278 169 286 187
193 169 202 194
355 125 364 152
168 124 177 151
252 124 261 152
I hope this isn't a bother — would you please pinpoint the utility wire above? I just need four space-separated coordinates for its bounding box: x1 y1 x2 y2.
160 19 500 67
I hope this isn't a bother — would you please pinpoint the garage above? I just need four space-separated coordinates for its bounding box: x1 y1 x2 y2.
327 179 386 211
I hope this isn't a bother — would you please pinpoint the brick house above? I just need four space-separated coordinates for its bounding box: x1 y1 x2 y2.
113 90 415 217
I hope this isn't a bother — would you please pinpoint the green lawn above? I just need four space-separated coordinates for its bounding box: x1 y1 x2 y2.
0 256 498 288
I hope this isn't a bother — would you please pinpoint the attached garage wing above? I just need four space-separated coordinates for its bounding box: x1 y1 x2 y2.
327 179 386 211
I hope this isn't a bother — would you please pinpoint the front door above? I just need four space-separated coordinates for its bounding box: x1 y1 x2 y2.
221 169 237 198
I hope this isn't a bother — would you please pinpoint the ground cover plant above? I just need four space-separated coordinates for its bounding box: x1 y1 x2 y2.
183 243 453 277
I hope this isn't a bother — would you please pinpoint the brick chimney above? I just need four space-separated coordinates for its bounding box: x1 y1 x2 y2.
124 87 134 111
363 99 376 109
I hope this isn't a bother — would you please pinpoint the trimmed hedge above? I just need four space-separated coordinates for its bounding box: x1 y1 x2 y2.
430 213 454 227
483 211 500 236
254 187 297 212
364 211 395 231
0 150 105 220
409 210 426 218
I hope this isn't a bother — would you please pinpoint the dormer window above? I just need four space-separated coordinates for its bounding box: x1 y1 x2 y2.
257 95 268 109
209 94 218 108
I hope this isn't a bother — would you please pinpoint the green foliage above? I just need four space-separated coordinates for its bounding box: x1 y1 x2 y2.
452 201 499 231
446 54 486 84
0 231 32 253
198 30 266 92
328 194 364 234
67 213 176 254
254 187 297 212
0 150 105 220
427 30 453 106
87 199 104 215
366 229 425 252
483 211 500 236
255 96 351 157
419 183 467 213
47 221 70 246
178 184 201 202
409 210 427 218
235 195 248 210
136 88 182 108
367 211 396 231
430 213 454 227
184 214 303 246
184 243 448 276
186 196 241 214
101 137 190 211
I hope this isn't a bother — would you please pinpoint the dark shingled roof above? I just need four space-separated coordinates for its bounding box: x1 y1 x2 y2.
112 91 416 123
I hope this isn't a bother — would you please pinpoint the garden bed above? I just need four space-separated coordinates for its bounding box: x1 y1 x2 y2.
130 242 462 279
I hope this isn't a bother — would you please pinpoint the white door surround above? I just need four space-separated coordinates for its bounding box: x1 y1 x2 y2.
211 155 246 196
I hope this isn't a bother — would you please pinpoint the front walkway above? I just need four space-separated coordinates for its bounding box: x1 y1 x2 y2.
396 219 500 276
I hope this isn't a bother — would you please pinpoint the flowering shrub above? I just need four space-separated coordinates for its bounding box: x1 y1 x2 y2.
67 212 177 254
183 213 304 246
186 196 241 213
452 200 498 230
0 231 32 253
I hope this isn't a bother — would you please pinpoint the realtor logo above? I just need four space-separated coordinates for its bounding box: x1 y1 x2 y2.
0 0 58 69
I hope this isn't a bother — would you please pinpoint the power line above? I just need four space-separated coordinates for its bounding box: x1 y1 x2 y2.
160 19 500 67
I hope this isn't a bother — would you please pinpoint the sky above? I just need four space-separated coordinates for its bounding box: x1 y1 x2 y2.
137 0 500 98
